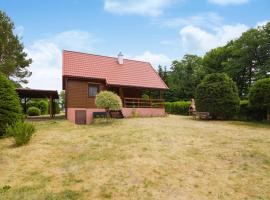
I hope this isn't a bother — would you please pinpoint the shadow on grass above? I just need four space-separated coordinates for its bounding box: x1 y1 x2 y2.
228 120 270 129
91 118 122 127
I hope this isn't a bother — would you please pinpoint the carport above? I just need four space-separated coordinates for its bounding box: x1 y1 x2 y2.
16 88 59 118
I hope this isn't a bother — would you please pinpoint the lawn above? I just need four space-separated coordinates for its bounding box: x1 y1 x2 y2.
0 115 269 200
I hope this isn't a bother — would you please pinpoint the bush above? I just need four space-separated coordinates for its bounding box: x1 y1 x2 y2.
165 101 191 115
0 73 23 136
54 101 61 114
95 91 122 111
238 100 251 120
195 73 240 119
38 100 48 115
6 121 36 146
26 101 39 110
27 107 41 116
249 78 270 120
27 100 49 115
237 100 267 121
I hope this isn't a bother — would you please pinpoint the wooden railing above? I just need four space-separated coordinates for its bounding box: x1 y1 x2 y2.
124 98 165 108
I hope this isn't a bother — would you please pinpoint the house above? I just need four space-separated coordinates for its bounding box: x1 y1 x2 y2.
62 50 169 124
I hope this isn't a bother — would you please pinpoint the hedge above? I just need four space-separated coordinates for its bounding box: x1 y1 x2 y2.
27 107 41 116
165 101 191 115
27 100 49 115
238 100 267 121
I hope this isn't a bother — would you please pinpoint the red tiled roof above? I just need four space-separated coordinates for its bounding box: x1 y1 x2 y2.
62 50 168 90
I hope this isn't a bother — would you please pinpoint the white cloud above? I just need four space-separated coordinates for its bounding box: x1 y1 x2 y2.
132 51 171 68
179 24 248 54
208 0 249 6
104 0 179 17
25 30 99 91
162 12 223 29
256 20 269 27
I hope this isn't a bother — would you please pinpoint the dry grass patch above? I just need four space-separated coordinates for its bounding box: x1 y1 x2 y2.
0 116 269 200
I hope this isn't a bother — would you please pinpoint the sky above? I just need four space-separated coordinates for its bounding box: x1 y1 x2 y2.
1 0 269 91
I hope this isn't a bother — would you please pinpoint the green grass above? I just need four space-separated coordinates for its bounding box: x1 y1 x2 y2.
0 115 269 200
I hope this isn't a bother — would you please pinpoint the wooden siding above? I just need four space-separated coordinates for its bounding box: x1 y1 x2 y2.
66 78 160 109
66 79 106 108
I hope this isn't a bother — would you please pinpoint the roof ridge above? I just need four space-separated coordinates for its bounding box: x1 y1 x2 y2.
63 49 151 64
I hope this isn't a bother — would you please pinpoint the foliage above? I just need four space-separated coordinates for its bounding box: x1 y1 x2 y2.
0 73 23 135
26 101 39 109
168 55 205 101
38 100 48 115
6 121 35 146
163 22 270 102
55 101 61 114
141 93 150 100
0 11 32 84
27 107 41 116
158 65 169 85
237 100 267 121
26 100 49 115
165 101 191 115
238 100 251 120
48 101 61 114
95 91 122 110
249 78 270 120
195 73 240 119
203 46 230 74
59 90 65 110
202 23 270 97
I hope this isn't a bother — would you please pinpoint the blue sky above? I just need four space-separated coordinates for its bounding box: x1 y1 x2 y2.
1 0 269 90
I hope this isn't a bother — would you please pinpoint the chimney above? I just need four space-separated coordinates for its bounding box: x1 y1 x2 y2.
118 52 124 65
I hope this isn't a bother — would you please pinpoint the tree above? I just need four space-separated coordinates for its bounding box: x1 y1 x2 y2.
249 78 270 121
201 22 270 98
158 65 169 85
195 73 240 119
0 11 32 84
169 54 205 101
95 91 122 111
203 45 230 74
59 90 65 110
0 73 23 135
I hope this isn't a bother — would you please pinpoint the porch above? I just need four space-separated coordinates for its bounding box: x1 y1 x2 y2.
108 86 165 108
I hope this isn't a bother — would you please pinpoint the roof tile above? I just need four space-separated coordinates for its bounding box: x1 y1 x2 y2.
62 50 168 89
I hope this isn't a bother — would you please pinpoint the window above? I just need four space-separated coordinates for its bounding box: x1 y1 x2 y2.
88 84 99 97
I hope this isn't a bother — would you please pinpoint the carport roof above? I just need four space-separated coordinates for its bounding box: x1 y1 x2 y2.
16 88 59 99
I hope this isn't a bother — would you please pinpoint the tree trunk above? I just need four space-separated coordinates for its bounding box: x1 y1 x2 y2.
267 107 270 122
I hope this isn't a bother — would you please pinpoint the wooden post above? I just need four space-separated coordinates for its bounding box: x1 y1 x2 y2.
24 97 27 113
119 87 124 107
267 107 270 122
50 96 53 119
65 78 68 119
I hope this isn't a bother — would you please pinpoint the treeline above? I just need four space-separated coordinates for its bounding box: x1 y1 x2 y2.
158 22 270 102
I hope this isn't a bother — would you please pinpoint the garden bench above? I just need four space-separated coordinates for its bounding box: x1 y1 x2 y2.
193 112 211 120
